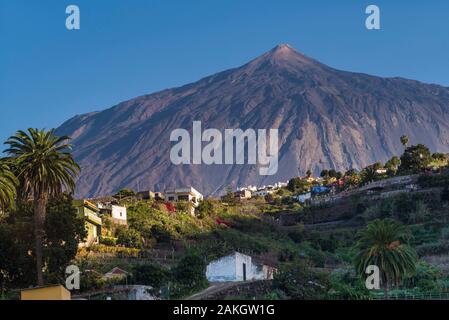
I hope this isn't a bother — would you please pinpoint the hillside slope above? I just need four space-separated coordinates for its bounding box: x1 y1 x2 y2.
57 44 449 197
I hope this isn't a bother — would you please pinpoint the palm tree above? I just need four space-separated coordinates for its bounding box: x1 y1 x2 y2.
4 128 79 286
0 159 18 211
354 219 417 299
306 169 312 178
400 135 409 148
360 166 377 185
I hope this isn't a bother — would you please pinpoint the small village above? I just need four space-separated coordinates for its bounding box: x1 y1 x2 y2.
2 130 449 301
21 147 449 299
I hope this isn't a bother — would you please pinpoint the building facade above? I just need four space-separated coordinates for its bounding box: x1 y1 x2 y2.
98 203 127 225
73 200 102 247
165 187 203 208
206 252 275 282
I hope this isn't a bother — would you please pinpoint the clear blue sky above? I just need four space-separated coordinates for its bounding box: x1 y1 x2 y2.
1 0 448 145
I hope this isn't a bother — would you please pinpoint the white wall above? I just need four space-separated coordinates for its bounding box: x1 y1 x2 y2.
111 205 127 221
234 252 253 281
206 252 272 282
206 254 237 282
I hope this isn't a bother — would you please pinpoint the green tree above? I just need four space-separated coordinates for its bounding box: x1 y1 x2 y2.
0 214 35 288
385 156 401 174
306 169 312 178
328 169 338 178
432 153 448 162
196 199 214 218
344 169 361 189
132 264 170 291
222 186 235 203
44 194 86 280
320 169 329 179
0 160 18 211
116 226 142 248
171 253 208 298
287 177 311 193
399 144 432 173
354 219 417 299
4 128 79 286
400 135 409 148
360 166 377 185
0 194 85 289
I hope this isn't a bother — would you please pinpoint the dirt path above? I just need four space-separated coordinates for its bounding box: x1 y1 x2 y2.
187 281 254 300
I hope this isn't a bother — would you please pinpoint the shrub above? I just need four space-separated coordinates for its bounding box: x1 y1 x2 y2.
175 201 192 214
116 227 142 248
170 253 208 298
328 270 371 300
100 236 117 246
196 199 214 219
151 225 173 243
131 264 170 291
273 261 330 299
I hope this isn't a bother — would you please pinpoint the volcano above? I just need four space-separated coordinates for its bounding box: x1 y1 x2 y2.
56 44 449 197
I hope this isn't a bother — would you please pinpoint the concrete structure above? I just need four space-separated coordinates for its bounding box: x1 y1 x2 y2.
98 203 127 225
137 190 165 200
21 285 71 300
165 187 203 207
74 200 102 247
252 188 274 197
137 190 155 200
293 192 312 203
234 189 252 200
206 252 276 282
137 191 165 201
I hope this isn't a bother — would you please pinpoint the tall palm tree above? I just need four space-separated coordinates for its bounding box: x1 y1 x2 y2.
400 135 409 148
4 128 80 286
0 159 18 211
354 219 417 299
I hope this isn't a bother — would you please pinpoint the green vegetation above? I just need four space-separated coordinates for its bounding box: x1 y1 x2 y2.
0 194 85 289
354 219 417 299
399 144 432 174
0 161 17 211
4 129 79 286
1 131 448 300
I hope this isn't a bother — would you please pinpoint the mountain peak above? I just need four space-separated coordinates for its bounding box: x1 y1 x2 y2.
273 43 295 51
269 43 300 57
252 44 322 69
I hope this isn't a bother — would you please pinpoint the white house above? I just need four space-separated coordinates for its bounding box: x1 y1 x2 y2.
206 252 276 282
111 205 127 224
252 188 275 197
97 203 127 225
165 187 203 207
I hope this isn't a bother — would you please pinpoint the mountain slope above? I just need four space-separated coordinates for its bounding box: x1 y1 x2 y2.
56 44 449 197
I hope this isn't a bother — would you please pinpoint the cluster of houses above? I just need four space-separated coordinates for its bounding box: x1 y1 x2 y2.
74 186 204 247
229 181 289 200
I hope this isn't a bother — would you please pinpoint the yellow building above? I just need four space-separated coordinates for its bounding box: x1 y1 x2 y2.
21 285 71 300
73 199 102 247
